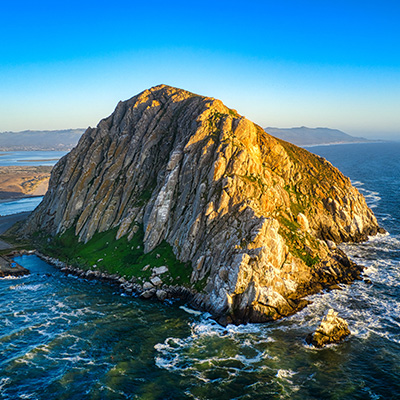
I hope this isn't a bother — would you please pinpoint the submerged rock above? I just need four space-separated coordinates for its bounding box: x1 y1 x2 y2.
306 309 351 347
22 85 383 324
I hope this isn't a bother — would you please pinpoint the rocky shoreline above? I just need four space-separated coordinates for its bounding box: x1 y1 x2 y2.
4 248 358 348
32 251 203 306
7 246 371 329
10 250 356 345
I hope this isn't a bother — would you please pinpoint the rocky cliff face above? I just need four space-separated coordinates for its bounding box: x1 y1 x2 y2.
24 85 383 324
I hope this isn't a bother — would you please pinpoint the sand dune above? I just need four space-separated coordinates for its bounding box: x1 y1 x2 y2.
0 166 52 199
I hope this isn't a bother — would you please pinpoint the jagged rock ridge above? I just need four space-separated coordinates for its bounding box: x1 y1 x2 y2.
24 85 383 324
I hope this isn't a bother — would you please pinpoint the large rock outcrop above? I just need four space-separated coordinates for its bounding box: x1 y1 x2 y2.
306 309 351 347
23 85 382 323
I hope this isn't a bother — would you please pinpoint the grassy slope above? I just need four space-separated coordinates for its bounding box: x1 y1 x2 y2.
34 224 210 290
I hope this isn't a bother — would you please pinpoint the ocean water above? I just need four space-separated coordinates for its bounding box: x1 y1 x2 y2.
0 151 67 167
0 197 44 216
0 142 399 399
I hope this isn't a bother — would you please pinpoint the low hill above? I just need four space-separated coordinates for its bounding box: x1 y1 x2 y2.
0 129 85 151
0 166 52 200
265 126 370 146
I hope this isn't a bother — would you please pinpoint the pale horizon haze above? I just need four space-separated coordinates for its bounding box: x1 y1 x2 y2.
1 1 399 141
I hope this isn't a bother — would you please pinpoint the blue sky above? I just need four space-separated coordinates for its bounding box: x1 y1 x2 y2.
1 0 399 139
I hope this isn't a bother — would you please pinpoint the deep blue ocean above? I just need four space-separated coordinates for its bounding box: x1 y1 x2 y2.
0 142 399 399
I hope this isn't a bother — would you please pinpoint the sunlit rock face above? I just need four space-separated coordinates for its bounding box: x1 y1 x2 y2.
306 309 351 347
24 85 382 324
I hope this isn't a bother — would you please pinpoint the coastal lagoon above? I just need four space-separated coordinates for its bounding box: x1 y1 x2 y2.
0 142 399 399
0 151 67 167
0 197 44 217
0 151 66 216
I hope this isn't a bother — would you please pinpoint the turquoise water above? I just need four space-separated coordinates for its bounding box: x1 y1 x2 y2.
0 142 399 399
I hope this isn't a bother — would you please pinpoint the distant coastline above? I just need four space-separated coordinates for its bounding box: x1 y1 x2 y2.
303 140 386 148
265 126 375 147
0 129 85 151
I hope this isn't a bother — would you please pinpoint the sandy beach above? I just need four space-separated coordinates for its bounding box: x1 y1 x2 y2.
0 165 51 199
0 165 48 248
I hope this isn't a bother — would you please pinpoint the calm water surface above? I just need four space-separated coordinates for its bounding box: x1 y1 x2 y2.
1 142 399 399
0 197 44 216
0 151 66 216
0 151 67 167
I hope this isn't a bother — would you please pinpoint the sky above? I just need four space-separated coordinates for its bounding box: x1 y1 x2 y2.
1 0 399 140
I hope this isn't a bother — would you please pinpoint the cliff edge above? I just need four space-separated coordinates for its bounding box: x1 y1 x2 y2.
23 85 383 324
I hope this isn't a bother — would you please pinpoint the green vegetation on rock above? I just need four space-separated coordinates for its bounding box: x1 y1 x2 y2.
278 216 320 268
36 225 193 287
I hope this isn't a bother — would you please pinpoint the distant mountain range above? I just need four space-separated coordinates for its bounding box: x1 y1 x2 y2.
0 126 370 151
264 126 371 146
0 129 85 151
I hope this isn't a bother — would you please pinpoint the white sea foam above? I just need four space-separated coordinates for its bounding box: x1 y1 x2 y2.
286 230 400 346
155 242 400 386
276 369 297 379
11 283 44 291
351 180 364 186
354 182 381 209
97 384 127 397
154 313 275 382
0 377 10 391
1 275 26 281
19 395 35 399
179 305 203 315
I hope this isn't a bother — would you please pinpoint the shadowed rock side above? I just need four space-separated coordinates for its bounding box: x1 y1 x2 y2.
22 85 383 324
